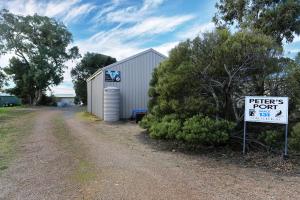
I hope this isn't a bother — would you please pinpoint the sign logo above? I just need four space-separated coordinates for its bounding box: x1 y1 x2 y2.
244 96 288 124
105 70 121 82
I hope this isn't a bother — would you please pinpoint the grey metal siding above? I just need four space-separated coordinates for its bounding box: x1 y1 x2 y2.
87 81 92 112
91 72 104 119
104 51 166 118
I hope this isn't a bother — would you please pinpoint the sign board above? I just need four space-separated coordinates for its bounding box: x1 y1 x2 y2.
105 70 121 82
244 96 288 124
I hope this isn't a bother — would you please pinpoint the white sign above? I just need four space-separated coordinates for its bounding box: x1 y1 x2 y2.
244 96 288 124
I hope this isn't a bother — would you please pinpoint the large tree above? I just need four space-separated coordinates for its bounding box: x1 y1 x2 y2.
142 29 300 148
0 69 6 91
71 52 116 105
0 9 79 104
214 0 300 44
148 29 300 122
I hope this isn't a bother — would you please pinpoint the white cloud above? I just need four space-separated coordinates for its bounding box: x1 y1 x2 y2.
45 0 80 17
153 41 179 56
177 22 215 40
103 0 165 23
293 35 300 43
63 3 96 23
75 14 194 60
126 15 195 37
0 0 95 24
0 53 12 69
92 2 120 23
141 0 164 11
50 84 75 95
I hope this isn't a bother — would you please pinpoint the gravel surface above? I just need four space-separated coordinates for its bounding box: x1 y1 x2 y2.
0 107 300 200
0 109 82 200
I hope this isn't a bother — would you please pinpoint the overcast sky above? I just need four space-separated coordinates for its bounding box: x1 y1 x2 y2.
0 0 299 95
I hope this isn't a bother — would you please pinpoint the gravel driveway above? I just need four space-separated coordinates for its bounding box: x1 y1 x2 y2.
0 107 299 200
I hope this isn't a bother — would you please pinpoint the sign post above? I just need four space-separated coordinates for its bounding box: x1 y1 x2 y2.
243 120 246 155
243 96 289 156
285 124 288 157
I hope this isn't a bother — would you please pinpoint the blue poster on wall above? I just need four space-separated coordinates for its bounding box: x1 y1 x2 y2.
105 70 121 82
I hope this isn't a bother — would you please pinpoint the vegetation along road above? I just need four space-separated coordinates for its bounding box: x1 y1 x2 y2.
0 107 299 200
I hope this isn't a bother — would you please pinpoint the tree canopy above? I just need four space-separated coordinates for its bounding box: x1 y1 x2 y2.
148 29 292 122
71 52 116 104
214 0 300 44
0 69 6 91
0 9 79 104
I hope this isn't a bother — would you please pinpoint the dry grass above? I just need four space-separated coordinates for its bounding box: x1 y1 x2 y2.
76 111 101 122
51 117 97 184
0 107 36 172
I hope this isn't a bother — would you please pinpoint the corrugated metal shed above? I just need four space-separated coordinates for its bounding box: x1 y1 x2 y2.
87 48 167 119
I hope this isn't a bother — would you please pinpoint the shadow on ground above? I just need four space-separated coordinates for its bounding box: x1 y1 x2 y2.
135 130 300 176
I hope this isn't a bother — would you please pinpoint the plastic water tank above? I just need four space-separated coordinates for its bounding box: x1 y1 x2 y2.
104 87 120 122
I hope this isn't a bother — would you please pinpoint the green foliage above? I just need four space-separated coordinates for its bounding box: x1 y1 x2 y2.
37 94 57 106
139 113 157 130
296 52 300 64
214 0 300 44
0 9 79 104
290 123 300 151
178 115 235 145
258 130 284 148
149 115 182 139
71 52 116 105
0 69 6 90
147 29 284 123
0 108 35 172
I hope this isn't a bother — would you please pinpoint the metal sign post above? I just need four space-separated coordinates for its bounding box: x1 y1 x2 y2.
243 96 289 156
284 124 288 157
243 121 246 155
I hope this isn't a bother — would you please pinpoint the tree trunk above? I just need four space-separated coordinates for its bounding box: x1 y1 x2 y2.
210 87 220 120
33 89 43 105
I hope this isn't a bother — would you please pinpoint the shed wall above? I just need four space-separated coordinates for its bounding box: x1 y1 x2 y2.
87 81 92 112
104 51 165 118
90 72 104 118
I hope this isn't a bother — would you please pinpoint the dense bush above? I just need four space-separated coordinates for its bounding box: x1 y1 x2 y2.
178 115 235 145
37 94 57 106
139 114 157 130
290 123 300 151
148 115 181 139
141 114 235 146
258 130 284 149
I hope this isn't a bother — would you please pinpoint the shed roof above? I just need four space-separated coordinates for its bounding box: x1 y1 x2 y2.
0 92 14 97
86 48 167 82
54 94 75 98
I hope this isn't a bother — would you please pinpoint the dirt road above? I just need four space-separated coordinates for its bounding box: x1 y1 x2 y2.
0 108 300 200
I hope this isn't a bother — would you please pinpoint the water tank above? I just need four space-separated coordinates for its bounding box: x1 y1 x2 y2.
104 87 120 122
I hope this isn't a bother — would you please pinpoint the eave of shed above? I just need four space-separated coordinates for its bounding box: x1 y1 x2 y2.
86 48 167 82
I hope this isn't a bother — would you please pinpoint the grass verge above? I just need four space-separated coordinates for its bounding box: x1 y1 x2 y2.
76 111 101 122
51 117 97 184
0 107 36 172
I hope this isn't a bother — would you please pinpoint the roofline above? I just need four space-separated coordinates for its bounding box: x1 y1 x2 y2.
55 96 75 98
86 48 167 82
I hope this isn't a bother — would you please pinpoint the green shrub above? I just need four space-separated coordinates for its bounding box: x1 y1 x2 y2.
178 115 235 145
258 130 283 148
290 123 300 151
148 115 181 139
139 114 157 130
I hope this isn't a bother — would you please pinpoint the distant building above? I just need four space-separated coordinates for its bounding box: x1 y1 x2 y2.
0 93 21 107
54 94 75 107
